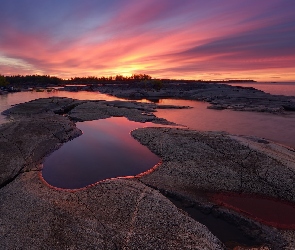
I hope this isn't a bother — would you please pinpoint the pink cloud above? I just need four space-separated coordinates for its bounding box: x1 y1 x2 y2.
0 0 294 81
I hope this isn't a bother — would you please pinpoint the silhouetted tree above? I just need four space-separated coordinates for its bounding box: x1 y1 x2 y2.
115 75 125 81
152 79 163 90
131 74 152 80
0 75 9 87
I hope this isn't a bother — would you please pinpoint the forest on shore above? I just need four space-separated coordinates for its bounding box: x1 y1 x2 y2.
0 74 255 88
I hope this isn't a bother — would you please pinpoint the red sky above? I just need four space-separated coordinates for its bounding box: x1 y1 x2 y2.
0 0 294 81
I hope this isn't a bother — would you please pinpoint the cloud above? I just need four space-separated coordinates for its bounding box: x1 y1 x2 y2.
0 0 294 80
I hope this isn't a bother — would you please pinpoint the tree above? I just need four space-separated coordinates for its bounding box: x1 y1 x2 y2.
0 75 9 87
115 75 124 81
132 74 152 80
152 79 163 90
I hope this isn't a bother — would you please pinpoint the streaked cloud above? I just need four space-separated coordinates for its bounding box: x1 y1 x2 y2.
0 0 294 81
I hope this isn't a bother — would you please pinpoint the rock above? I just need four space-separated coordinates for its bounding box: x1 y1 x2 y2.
2 97 84 118
68 100 175 124
97 82 295 114
207 105 227 110
282 104 295 111
132 128 295 202
1 97 295 249
157 104 192 109
0 114 81 187
131 127 295 249
0 97 225 249
0 174 224 249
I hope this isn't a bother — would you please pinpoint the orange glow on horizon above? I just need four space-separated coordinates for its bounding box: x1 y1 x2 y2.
0 1 294 82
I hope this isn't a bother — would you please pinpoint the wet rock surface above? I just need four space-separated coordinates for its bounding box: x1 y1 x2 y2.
97 82 295 114
132 128 295 202
2 96 185 124
0 97 177 189
1 97 295 249
132 127 295 249
3 97 84 118
1 175 223 249
1 97 223 249
0 114 81 188
68 100 178 124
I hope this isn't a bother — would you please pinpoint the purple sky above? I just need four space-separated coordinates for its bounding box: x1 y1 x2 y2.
0 0 294 81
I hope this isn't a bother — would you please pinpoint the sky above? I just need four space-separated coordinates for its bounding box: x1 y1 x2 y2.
0 0 294 81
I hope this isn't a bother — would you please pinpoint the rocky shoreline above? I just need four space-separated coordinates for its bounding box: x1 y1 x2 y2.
132 127 295 249
94 82 295 114
1 97 295 249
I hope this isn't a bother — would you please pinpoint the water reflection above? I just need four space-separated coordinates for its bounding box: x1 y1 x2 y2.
212 192 295 229
1 88 295 149
42 117 161 189
228 82 295 96
155 99 295 149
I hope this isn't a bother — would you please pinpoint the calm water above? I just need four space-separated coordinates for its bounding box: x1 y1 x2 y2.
42 117 161 189
228 82 295 96
156 99 295 149
1 84 295 188
212 192 295 230
1 84 295 149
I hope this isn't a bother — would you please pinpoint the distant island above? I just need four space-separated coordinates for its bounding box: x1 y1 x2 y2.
1 74 255 89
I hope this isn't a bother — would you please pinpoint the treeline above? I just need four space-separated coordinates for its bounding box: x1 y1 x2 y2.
4 74 153 86
2 74 256 87
67 74 152 83
5 75 62 86
223 80 256 83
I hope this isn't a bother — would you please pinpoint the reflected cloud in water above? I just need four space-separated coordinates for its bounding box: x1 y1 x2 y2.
42 117 162 189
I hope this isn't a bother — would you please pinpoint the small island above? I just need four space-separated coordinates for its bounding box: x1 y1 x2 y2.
1 74 294 112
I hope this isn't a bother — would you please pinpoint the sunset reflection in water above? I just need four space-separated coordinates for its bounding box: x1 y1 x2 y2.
211 192 295 230
42 117 162 189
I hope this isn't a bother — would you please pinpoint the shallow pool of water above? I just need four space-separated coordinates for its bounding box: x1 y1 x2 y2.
42 117 161 189
211 192 295 230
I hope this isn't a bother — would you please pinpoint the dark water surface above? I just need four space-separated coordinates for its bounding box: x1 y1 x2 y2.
169 197 265 249
228 82 295 96
155 99 295 149
212 192 295 230
1 84 295 150
42 117 161 189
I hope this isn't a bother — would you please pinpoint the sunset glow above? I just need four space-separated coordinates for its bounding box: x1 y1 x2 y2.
0 0 294 81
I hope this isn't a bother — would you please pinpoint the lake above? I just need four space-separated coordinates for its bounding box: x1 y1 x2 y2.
228 82 295 96
155 99 295 149
0 83 295 188
2 85 294 241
